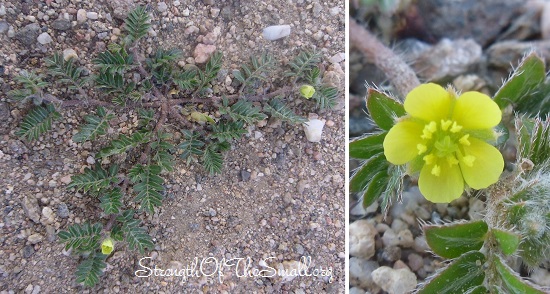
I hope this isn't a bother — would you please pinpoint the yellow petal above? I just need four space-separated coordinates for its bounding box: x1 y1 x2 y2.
419 160 464 203
404 83 452 122
459 138 504 189
452 91 501 129
101 238 114 255
383 120 424 165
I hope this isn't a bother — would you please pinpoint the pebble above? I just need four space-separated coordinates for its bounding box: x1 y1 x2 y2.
52 19 71 31
313 3 323 17
22 196 41 223
15 23 40 46
0 5 5 16
303 119 325 143
349 257 380 290
349 219 377 259
41 207 55 224
23 245 35 258
371 266 417 294
77 9 87 23
531 267 550 287
57 202 70 218
63 48 78 61
37 32 53 45
240 170 251 182
193 43 216 63
158 2 168 13
28 233 44 245
407 253 424 271
468 198 486 220
86 156 95 165
262 25 291 41
87 12 99 20
0 21 9 34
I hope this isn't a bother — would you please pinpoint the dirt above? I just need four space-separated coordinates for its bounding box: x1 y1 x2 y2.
0 0 345 293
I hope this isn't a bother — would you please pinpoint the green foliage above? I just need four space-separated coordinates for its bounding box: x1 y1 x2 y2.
16 104 61 140
264 98 307 124
58 222 103 253
285 51 322 81
366 88 406 130
97 131 150 158
349 132 386 159
203 143 224 174
173 68 199 91
196 51 223 95
233 53 277 94
151 131 175 172
46 53 86 90
219 98 268 124
494 255 546 293
211 121 247 142
100 188 123 215
93 48 134 75
178 130 205 164
119 216 154 254
72 107 114 142
492 229 520 255
75 252 107 287
67 163 119 195
129 164 164 214
417 251 486 294
8 71 48 103
124 5 150 43
311 85 338 109
424 220 488 259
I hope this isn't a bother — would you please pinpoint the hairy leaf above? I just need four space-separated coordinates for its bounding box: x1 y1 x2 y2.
178 130 205 164
219 98 267 124
264 98 307 124
211 121 247 142
312 85 338 109
285 51 322 81
196 51 223 94
99 188 123 215
97 131 150 158
72 107 114 142
235 53 277 93
93 48 134 75
173 68 199 91
124 220 154 254
75 252 106 287
203 143 223 174
58 222 103 253
125 6 150 43
129 164 164 214
16 104 61 141
425 220 488 259
46 53 85 90
67 163 119 195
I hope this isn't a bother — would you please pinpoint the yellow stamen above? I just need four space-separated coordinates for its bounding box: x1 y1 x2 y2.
462 155 476 167
421 121 437 139
417 144 427 155
440 120 452 131
450 121 463 133
446 155 459 166
431 165 441 176
423 154 435 165
459 134 471 146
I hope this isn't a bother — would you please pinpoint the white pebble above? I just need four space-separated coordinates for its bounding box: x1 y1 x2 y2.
262 25 291 41
87 12 98 20
372 266 417 294
37 32 53 44
77 9 87 23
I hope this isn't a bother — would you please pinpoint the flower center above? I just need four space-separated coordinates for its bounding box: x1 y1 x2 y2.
416 119 476 176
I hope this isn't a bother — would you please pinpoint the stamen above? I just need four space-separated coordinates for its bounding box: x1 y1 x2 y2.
462 155 476 167
446 155 459 166
459 134 471 146
431 165 441 176
421 121 437 139
440 120 452 131
417 144 427 155
423 154 435 165
450 121 463 133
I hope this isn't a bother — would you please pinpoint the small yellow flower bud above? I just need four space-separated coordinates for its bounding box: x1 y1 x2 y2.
101 238 114 255
300 85 315 99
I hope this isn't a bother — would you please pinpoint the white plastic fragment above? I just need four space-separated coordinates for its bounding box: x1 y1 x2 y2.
262 25 291 41
303 119 325 143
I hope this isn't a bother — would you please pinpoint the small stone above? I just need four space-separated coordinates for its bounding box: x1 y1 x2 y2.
37 32 53 45
0 5 5 16
15 23 40 45
0 21 9 34
86 156 95 165
52 19 71 31
303 119 325 143
372 266 417 294
57 202 70 218
23 245 35 258
41 207 55 224
193 43 216 63
407 253 424 271
77 9 87 23
382 229 399 247
313 3 323 17
397 229 414 248
87 12 98 20
262 25 291 41
22 196 41 223
31 285 41 294
28 233 44 245
211 8 220 18
46 225 56 242
63 48 78 61
60 175 72 184
349 257 380 290
349 219 377 259
329 52 345 63
240 170 251 182
196 184 202 191
158 2 168 13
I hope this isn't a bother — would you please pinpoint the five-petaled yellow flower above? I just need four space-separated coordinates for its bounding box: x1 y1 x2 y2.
383 83 504 203
101 238 114 255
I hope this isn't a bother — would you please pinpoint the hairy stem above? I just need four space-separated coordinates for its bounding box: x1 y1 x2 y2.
349 17 420 99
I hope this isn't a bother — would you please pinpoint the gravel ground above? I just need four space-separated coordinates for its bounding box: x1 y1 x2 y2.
0 0 345 293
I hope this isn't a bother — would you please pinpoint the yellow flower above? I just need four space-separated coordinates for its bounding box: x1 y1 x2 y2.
300 85 315 99
101 238 114 255
383 83 504 203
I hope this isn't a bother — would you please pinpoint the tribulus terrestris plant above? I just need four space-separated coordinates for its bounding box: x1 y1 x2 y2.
350 51 550 293
8 6 338 287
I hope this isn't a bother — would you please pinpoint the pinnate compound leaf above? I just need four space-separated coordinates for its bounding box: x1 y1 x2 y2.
264 98 307 124
349 132 387 159
312 85 338 109
100 188 123 215
203 143 223 174
178 130 205 163
219 98 267 124
129 164 164 214
97 131 150 158
76 252 107 287
494 255 546 294
417 251 486 294
16 104 61 141
211 121 247 142
58 222 103 253
67 163 118 195
366 88 405 130
124 221 154 254
125 6 150 43
72 107 114 142
425 220 488 258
